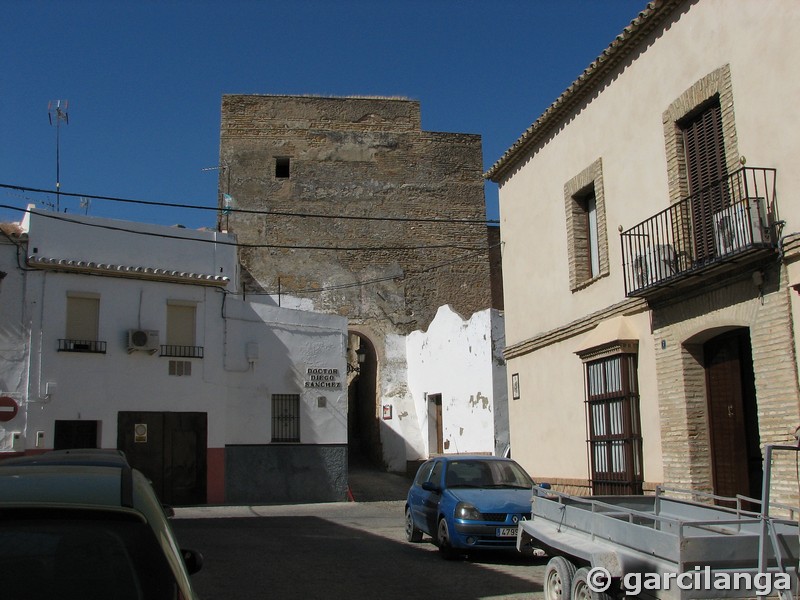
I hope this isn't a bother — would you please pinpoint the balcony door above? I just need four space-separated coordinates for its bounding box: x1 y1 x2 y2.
681 97 728 264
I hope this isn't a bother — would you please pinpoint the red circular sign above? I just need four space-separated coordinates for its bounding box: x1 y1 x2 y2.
0 396 18 422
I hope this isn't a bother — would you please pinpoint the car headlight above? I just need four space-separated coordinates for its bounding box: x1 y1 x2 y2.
455 502 482 521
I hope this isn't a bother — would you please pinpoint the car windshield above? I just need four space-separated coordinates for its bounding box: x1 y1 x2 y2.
444 460 532 489
0 509 179 600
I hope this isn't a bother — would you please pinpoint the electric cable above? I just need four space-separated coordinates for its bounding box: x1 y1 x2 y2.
0 204 488 252
0 183 499 225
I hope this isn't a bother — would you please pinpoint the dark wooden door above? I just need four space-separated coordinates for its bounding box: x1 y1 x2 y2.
117 411 207 505
704 331 762 502
428 394 443 454
682 98 728 263
54 420 98 450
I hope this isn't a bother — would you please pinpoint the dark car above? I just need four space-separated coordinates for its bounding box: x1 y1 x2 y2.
0 450 202 599
405 455 536 559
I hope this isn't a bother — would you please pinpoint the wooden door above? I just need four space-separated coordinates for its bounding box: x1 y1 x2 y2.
428 394 443 455
118 411 207 505
704 331 762 502
54 420 98 450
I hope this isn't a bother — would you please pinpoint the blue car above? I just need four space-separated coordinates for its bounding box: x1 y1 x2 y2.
405 455 535 559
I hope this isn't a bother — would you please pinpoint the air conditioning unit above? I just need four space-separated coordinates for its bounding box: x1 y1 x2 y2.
713 201 766 256
127 329 159 354
632 244 676 289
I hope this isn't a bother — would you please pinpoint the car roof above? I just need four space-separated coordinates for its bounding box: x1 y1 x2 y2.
0 463 138 511
0 459 198 598
437 455 518 463
0 450 161 519
0 448 129 469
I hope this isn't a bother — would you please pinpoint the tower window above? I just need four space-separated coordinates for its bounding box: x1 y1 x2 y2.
275 157 290 179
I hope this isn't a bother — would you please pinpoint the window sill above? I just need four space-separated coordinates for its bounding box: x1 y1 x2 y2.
571 270 609 293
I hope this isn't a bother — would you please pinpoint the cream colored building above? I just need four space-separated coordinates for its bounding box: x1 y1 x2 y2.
487 0 800 504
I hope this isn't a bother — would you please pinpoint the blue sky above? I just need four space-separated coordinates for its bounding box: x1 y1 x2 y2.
1 1 643 229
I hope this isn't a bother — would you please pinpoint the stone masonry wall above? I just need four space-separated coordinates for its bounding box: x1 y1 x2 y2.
219 95 492 337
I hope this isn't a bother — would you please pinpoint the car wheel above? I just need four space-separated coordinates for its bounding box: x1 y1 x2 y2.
571 567 614 600
544 556 577 600
405 507 423 542
436 518 457 560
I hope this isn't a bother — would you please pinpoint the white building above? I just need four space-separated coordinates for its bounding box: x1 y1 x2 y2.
0 207 348 504
0 205 508 502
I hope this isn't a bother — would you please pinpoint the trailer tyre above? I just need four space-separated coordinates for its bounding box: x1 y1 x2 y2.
544 556 577 600
571 567 614 600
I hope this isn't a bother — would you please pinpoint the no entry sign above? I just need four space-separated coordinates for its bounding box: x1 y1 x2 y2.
0 396 18 422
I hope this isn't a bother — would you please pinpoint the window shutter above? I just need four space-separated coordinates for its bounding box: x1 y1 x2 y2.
682 99 728 262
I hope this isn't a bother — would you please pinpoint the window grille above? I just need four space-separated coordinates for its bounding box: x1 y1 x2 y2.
272 394 300 442
58 339 107 353
168 360 192 377
160 345 204 359
585 353 643 495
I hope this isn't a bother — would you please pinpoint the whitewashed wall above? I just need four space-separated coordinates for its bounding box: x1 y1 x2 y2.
404 305 507 459
2 209 347 454
0 235 28 451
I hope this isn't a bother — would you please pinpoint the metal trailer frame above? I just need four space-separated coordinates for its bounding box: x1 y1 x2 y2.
518 445 800 600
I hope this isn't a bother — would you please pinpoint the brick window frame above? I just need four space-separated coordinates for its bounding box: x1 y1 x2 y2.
662 64 741 206
564 158 609 291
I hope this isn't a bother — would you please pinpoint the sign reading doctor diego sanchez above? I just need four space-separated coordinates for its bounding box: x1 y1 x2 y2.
305 367 342 389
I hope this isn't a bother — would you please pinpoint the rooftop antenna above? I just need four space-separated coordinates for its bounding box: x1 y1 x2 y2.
48 99 69 211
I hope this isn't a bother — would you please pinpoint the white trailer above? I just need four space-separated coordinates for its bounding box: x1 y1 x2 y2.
518 445 800 600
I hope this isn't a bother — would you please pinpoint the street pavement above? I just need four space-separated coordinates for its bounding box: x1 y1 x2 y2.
173 465 548 599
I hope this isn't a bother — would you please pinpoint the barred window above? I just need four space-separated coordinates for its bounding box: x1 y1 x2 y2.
585 354 643 495
272 394 300 442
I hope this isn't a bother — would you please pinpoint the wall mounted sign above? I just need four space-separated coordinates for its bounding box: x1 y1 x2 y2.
134 423 148 443
511 373 520 400
0 396 18 422
383 405 392 420
305 368 342 389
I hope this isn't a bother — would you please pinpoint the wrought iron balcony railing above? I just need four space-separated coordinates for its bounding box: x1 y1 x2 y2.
160 345 204 359
58 339 107 353
620 167 778 297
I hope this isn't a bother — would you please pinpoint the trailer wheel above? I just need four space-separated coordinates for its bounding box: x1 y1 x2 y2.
572 567 614 600
544 556 577 600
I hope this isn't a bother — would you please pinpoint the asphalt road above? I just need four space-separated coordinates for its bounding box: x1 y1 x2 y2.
172 500 548 600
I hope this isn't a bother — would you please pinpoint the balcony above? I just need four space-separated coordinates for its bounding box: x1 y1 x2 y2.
160 345 204 359
58 339 107 354
620 167 778 299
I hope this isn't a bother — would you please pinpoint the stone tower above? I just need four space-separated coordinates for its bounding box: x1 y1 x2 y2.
218 94 494 469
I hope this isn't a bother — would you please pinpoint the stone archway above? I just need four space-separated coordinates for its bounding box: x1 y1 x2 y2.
347 332 382 467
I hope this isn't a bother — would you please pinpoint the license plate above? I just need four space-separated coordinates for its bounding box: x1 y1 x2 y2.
496 527 517 537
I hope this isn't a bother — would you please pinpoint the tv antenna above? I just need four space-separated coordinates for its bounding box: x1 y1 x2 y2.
48 100 69 211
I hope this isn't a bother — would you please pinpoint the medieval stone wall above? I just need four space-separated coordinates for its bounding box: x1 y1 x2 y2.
219 94 492 336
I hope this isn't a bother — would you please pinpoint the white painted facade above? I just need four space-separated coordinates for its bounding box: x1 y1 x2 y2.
404 305 508 460
1 206 506 498
0 207 348 503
